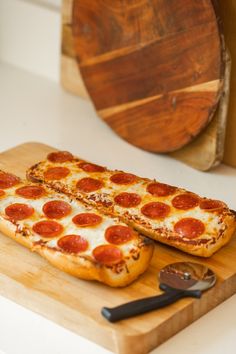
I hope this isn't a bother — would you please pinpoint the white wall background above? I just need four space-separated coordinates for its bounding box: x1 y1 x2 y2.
22 0 61 10
0 0 61 81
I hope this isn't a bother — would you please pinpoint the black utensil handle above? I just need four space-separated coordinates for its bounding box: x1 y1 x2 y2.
102 290 188 323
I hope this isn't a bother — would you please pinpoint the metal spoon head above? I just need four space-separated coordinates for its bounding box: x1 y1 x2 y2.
159 262 216 292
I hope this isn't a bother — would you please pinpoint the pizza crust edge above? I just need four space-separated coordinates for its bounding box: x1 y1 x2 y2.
0 213 154 288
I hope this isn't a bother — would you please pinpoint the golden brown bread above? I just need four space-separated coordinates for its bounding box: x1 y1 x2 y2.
0 173 154 287
27 151 236 257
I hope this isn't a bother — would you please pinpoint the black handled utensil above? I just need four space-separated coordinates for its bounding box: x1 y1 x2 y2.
101 261 216 323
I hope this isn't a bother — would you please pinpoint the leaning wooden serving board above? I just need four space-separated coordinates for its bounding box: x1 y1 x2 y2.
72 0 225 153
0 142 236 354
61 0 232 171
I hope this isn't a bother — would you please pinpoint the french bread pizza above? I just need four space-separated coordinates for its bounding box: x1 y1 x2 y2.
0 170 153 287
27 151 236 257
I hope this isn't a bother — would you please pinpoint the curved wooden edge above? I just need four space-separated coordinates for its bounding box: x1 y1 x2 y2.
0 143 54 177
220 0 236 168
60 0 229 171
170 48 231 171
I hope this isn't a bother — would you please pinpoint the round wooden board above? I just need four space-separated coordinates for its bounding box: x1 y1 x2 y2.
72 0 225 152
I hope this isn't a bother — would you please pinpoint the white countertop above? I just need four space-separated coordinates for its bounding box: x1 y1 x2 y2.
0 61 236 354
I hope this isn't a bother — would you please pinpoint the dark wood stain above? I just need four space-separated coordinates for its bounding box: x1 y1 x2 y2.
71 0 225 152
80 22 221 109
103 91 218 152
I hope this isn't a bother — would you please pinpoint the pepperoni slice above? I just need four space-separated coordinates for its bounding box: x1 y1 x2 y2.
200 199 226 211
114 192 141 208
44 167 70 180
5 203 34 220
58 235 88 253
93 245 123 265
174 218 205 239
33 220 63 237
16 185 46 199
0 190 5 197
47 151 73 163
105 225 134 245
172 193 199 210
72 213 102 227
110 173 136 185
147 182 177 197
78 162 105 173
43 200 72 219
76 177 103 193
0 172 20 189
141 202 170 219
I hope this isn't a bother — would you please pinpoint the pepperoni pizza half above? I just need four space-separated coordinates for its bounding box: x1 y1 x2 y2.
0 170 153 287
27 151 236 257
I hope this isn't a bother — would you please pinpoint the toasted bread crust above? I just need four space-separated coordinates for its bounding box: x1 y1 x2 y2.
126 213 236 257
0 216 153 288
27 161 236 258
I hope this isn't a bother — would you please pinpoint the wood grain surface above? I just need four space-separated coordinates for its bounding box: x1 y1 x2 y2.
60 0 230 171
219 0 236 168
71 0 224 153
0 142 235 354
171 48 230 170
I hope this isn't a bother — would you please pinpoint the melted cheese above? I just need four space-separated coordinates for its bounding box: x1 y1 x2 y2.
0 183 141 258
31 159 228 243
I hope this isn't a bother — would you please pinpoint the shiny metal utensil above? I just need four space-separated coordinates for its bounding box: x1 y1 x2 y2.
101 262 216 322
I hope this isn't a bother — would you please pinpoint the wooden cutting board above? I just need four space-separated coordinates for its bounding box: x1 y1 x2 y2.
219 0 236 168
61 0 231 171
70 0 225 153
0 142 235 354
